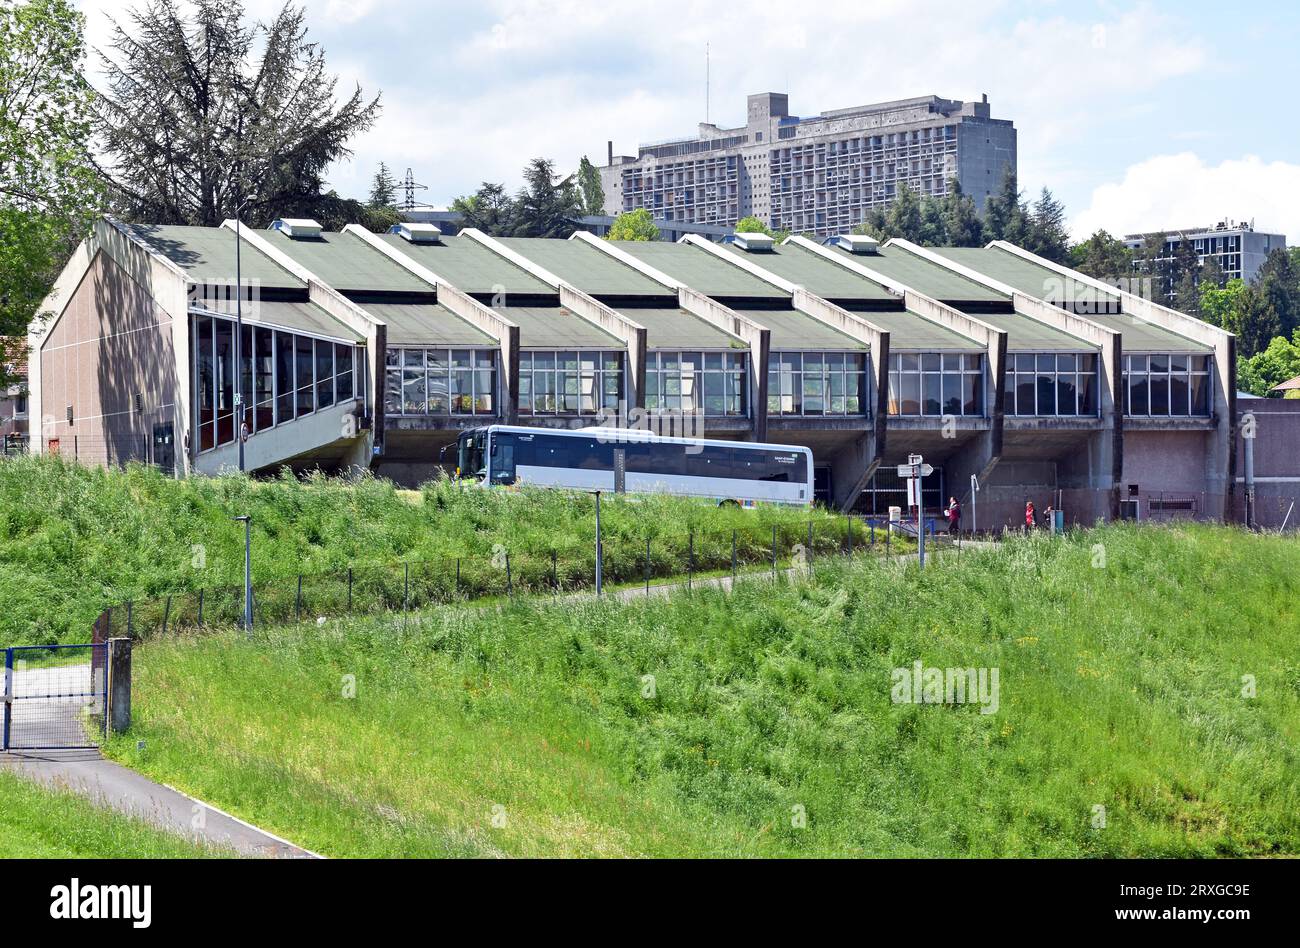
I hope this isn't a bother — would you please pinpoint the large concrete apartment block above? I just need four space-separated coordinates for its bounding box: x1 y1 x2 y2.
32 215 1280 528
602 92 1016 238
1124 220 1288 289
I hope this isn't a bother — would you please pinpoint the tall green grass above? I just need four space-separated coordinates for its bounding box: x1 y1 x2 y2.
109 523 1300 857
0 770 221 858
0 456 857 644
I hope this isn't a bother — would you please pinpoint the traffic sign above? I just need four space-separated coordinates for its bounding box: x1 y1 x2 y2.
897 463 934 478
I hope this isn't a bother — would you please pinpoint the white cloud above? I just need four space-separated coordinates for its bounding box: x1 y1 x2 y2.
1072 153 1300 244
74 0 1215 212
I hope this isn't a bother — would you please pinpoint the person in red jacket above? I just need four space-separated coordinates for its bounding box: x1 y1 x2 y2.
1025 501 1036 532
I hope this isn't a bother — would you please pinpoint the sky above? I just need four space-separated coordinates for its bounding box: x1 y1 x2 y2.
74 0 1300 243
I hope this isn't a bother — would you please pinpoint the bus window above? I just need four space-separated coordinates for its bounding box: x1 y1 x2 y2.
490 433 516 484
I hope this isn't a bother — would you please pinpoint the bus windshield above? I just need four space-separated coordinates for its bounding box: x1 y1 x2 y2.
457 431 487 481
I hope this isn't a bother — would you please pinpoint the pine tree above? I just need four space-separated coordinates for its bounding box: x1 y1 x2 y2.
1026 188 1070 263
940 179 983 247
576 156 604 216
368 162 396 210
95 0 381 226
883 183 923 242
983 166 1027 245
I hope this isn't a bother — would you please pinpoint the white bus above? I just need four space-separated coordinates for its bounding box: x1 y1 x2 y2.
450 425 814 506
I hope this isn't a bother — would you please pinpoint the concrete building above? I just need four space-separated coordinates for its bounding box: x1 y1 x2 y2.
1124 220 1287 287
602 93 1016 237
30 217 1248 530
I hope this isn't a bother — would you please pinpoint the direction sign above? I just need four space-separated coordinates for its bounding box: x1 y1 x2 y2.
897 463 934 478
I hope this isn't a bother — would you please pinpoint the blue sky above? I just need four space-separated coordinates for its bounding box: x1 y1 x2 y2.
77 0 1300 241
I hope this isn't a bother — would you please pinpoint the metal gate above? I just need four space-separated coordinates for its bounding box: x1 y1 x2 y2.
1 644 108 750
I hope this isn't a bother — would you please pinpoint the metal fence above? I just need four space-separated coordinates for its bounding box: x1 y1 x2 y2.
2 644 108 750
106 517 934 639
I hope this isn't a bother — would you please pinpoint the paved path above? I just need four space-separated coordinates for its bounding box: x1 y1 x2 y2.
0 749 319 858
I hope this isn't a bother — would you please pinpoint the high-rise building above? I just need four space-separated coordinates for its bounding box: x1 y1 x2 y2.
1124 220 1287 286
601 92 1016 237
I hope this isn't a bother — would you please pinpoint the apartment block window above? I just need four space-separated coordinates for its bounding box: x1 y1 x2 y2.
1124 354 1211 416
887 352 984 416
385 347 498 416
645 350 746 416
768 351 867 417
192 313 362 454
1003 353 1099 416
516 350 621 416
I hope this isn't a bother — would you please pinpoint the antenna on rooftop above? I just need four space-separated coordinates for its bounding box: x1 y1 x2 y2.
706 42 710 125
401 168 428 213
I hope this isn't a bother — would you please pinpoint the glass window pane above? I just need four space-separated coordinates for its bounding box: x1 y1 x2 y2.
296 335 314 416
922 373 942 415
1056 374 1077 416
334 343 353 403
902 374 920 415
942 373 962 415
1170 373 1189 416
963 372 982 416
276 331 295 422
1149 374 1169 414
1036 374 1056 415
316 339 335 409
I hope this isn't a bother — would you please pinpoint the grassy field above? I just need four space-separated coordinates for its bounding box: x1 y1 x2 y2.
0 456 861 644
107 523 1300 857
0 770 220 858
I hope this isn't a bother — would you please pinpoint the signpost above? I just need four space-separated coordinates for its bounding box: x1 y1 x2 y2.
970 473 980 537
897 454 932 569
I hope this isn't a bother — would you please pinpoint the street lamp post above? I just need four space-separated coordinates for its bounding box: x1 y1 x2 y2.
234 205 246 473
233 515 252 635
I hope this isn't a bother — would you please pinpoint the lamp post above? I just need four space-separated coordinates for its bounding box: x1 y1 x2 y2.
593 490 603 596
234 201 246 473
233 515 252 635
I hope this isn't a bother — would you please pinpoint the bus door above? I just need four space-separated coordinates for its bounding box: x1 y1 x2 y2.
488 432 516 485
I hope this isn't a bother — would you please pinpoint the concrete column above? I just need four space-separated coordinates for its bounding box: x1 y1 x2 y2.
108 636 132 734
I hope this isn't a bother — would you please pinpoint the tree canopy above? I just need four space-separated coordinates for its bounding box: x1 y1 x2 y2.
94 0 381 228
0 0 103 382
576 156 604 216
605 208 659 241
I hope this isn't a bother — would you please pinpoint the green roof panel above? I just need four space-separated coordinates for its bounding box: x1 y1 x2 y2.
616 307 741 349
377 234 551 296
826 244 1008 303
501 306 623 348
192 298 362 341
1085 313 1212 353
735 309 867 350
498 238 667 297
360 301 496 347
263 229 431 294
974 312 1097 352
862 310 983 351
127 224 304 290
609 241 787 299
726 243 895 301
932 246 1122 308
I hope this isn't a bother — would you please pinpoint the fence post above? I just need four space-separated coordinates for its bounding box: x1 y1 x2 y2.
552 551 558 594
645 537 651 594
108 637 132 735
295 575 302 624
771 525 777 578
506 552 513 597
688 531 694 591
347 566 353 613
3 648 11 751
404 562 410 618
731 530 737 581
126 600 134 639
161 595 172 637
807 521 814 565
456 558 461 598
197 589 204 628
